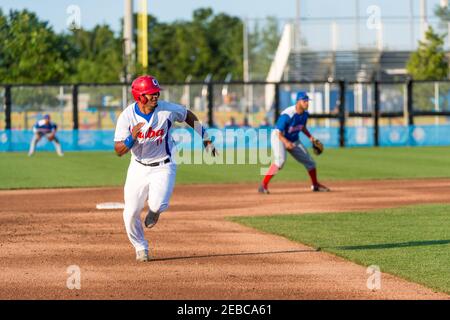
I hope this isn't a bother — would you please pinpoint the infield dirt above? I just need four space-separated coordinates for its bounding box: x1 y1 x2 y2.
1 179 449 299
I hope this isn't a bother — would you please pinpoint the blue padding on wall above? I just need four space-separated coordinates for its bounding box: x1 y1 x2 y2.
1 125 449 152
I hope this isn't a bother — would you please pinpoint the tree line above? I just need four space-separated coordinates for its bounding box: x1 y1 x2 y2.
2 5 450 85
0 8 280 84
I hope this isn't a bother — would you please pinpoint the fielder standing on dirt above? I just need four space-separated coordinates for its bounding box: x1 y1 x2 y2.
114 75 217 262
259 91 330 194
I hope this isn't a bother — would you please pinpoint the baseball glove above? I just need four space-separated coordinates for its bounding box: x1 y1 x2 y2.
312 139 324 155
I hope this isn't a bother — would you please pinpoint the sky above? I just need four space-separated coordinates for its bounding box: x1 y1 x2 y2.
0 0 445 34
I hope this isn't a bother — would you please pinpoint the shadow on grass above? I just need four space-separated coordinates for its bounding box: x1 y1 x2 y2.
334 240 450 251
152 248 318 262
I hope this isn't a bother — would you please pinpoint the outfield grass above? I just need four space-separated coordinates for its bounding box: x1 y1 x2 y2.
230 204 450 294
1 146 450 189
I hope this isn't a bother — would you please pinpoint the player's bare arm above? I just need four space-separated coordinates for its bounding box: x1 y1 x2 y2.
184 110 218 156
302 126 315 142
114 122 145 157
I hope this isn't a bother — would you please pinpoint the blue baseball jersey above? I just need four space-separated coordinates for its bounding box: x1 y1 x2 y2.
33 119 57 134
275 106 309 142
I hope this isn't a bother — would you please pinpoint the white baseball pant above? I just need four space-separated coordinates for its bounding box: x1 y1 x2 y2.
123 159 177 252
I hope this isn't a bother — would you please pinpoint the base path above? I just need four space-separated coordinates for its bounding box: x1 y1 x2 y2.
1 179 449 299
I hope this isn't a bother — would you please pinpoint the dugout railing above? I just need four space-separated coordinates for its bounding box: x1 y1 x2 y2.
1 79 450 148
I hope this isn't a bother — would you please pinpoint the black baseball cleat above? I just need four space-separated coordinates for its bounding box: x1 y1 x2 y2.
258 184 270 194
311 184 331 192
144 210 160 228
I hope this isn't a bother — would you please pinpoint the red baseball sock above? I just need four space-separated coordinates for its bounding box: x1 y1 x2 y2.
308 168 319 186
262 164 279 188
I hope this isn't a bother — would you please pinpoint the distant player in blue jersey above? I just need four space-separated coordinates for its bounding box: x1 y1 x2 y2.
258 91 329 194
28 114 64 157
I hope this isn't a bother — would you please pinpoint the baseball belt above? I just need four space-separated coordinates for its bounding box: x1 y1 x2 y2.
135 158 170 167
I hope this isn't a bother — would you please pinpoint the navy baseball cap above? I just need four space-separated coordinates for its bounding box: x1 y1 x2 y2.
44 114 50 119
296 91 310 101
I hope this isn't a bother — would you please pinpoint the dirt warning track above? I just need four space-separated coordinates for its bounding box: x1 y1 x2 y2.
0 179 449 299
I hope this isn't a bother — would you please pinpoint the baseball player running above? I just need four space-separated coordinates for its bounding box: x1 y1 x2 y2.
28 114 64 157
114 75 217 262
258 91 330 194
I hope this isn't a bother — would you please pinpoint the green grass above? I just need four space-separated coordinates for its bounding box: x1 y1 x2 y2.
1 146 450 189
230 204 450 294
0 152 131 189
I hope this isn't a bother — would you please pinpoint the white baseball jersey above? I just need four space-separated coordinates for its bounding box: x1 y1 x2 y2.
114 101 188 163
33 119 57 134
116 100 187 254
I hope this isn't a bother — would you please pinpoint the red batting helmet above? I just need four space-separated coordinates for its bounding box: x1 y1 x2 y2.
131 75 162 103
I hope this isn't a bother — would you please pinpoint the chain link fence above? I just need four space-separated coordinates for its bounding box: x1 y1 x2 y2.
1 79 450 150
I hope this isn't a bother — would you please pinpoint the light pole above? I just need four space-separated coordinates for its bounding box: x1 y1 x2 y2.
123 0 133 65
410 0 415 50
420 0 428 41
123 0 133 108
243 18 251 121
295 0 301 50
355 0 360 50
